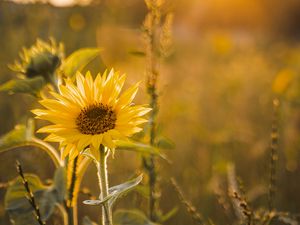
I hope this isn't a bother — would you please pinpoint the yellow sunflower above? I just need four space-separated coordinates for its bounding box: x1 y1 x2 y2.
32 69 151 159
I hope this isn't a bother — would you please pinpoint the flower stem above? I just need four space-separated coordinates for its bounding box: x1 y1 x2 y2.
96 145 112 225
56 204 69 225
67 156 79 225
67 207 74 225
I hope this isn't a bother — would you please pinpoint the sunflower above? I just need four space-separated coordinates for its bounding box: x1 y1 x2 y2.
32 69 151 159
9 38 64 81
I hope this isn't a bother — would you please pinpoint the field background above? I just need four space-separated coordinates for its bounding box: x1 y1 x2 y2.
1 0 300 224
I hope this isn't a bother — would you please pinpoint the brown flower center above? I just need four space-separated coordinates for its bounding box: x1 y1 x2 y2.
76 103 117 135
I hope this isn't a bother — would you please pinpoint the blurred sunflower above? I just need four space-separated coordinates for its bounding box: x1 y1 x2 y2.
32 70 151 159
9 38 64 82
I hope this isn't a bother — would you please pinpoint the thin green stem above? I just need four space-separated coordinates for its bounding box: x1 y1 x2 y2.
1 138 62 167
31 137 63 166
67 207 74 225
69 157 91 225
96 146 112 225
148 85 159 221
56 204 69 225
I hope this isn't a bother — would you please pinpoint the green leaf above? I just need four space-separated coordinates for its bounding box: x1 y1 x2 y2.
116 140 160 155
62 48 101 77
8 211 40 225
128 50 146 57
156 136 175 150
116 140 170 163
5 167 67 223
82 216 98 225
0 119 35 153
5 174 46 211
40 167 67 220
83 174 143 208
114 209 158 225
135 185 150 199
39 189 57 220
160 207 178 222
53 167 67 202
0 76 45 95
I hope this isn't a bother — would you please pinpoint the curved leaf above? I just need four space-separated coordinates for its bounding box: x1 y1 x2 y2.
156 136 175 150
116 140 160 155
0 76 45 95
53 166 67 202
40 167 67 220
82 216 98 225
4 174 47 225
83 174 143 208
5 167 67 224
4 174 46 211
39 189 57 220
62 48 101 77
0 119 35 153
0 120 62 167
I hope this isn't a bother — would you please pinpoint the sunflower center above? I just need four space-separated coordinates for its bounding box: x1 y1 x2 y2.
76 103 117 135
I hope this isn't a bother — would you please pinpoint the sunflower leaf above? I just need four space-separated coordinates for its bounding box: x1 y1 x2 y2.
5 167 67 224
0 76 45 96
5 174 46 211
4 174 47 224
82 216 99 225
0 119 35 153
83 174 143 208
39 189 58 220
39 167 66 220
116 140 160 155
62 48 102 77
156 136 175 150
53 167 67 202
113 209 158 225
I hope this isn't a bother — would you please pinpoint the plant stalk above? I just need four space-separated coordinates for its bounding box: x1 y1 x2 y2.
67 207 74 225
16 161 46 225
144 5 160 221
268 98 279 211
56 204 69 225
148 85 159 221
96 145 112 225
67 156 79 225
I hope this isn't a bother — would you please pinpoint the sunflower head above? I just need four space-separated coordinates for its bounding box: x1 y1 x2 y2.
32 69 151 159
9 38 64 82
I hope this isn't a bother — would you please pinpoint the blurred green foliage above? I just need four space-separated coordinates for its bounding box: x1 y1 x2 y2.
1 0 300 224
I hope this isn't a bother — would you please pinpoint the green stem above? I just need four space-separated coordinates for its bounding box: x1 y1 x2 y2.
1 138 62 167
143 2 161 221
66 207 73 225
56 204 69 225
31 137 63 166
71 157 91 225
73 204 78 225
148 85 159 221
96 146 112 225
